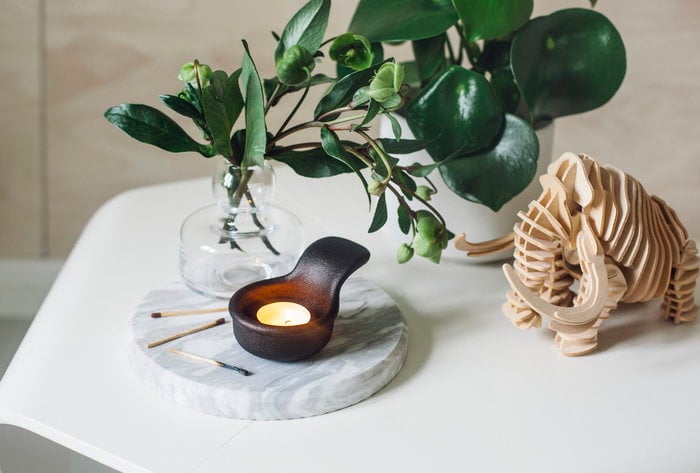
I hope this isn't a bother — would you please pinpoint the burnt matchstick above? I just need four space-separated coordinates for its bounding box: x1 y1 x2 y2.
151 307 228 318
146 318 227 349
168 348 252 376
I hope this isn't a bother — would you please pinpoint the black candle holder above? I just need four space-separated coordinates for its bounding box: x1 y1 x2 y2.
229 237 370 362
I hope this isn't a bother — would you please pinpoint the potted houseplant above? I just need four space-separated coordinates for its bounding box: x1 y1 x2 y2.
349 0 626 259
348 0 626 258
104 0 625 272
349 0 626 210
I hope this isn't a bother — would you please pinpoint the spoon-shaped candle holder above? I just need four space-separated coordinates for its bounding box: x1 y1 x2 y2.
229 237 370 362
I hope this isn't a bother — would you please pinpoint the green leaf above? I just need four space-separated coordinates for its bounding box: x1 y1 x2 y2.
159 94 203 121
241 41 267 168
377 138 427 154
511 8 626 124
397 205 411 234
275 0 330 62
405 65 503 161
202 70 243 158
359 100 381 127
218 69 244 124
412 34 446 80
385 113 402 141
368 193 388 233
438 114 539 211
320 127 371 206
349 0 458 42
392 169 417 194
452 0 533 42
202 90 232 157
270 146 366 178
315 60 386 118
104 104 215 157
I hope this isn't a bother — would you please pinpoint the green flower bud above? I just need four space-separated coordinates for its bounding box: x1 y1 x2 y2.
330 33 374 71
415 210 440 236
367 62 404 103
367 180 386 196
276 45 315 86
178 61 212 88
381 93 402 110
415 185 433 201
396 243 414 264
412 232 442 261
412 211 452 263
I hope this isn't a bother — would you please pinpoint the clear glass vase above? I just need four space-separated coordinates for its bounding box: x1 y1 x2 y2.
179 160 304 298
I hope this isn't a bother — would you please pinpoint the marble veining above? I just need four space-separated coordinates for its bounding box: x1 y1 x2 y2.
126 278 408 420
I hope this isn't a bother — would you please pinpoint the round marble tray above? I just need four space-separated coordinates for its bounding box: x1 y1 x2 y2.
126 278 408 420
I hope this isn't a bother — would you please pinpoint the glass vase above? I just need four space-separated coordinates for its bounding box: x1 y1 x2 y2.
179 160 304 298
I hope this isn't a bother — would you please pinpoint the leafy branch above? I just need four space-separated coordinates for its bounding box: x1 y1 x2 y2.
104 0 455 264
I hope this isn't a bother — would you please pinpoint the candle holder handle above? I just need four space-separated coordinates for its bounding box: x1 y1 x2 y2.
289 237 370 297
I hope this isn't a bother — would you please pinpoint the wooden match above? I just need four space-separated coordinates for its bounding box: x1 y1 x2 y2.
146 318 227 349
168 348 251 376
150 307 229 318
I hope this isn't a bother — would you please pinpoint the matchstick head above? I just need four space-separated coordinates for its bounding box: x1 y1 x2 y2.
150 312 162 318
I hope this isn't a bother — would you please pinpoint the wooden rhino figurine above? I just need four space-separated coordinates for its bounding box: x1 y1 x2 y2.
457 153 699 356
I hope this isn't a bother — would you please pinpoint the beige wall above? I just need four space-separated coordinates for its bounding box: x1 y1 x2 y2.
1 0 699 257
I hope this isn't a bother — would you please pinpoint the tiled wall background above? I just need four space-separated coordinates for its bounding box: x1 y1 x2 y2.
2 0 699 258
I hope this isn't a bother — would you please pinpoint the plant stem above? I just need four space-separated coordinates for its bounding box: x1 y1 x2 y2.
423 174 438 194
317 105 354 122
267 142 321 154
221 168 280 255
343 146 374 168
445 35 457 64
269 120 322 145
356 129 393 183
265 82 282 114
193 59 204 101
270 113 366 146
243 188 280 255
393 179 447 229
455 27 465 64
276 80 311 136
320 36 338 48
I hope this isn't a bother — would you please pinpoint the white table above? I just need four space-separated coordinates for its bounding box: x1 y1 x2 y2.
1 165 699 473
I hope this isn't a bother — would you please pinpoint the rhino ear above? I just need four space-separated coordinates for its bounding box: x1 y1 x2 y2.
549 152 593 208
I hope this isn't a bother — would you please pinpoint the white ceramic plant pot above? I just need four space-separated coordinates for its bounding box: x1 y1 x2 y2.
379 114 554 263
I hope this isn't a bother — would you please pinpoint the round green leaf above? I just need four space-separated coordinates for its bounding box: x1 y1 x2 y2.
405 66 504 161
349 0 457 42
438 114 539 211
511 8 626 124
452 0 533 42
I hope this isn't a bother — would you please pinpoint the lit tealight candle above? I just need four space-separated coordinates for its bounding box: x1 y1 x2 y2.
256 302 311 326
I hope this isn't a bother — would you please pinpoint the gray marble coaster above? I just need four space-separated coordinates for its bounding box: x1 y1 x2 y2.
126 278 408 420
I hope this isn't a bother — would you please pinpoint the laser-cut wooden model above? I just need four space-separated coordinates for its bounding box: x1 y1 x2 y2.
456 153 699 356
